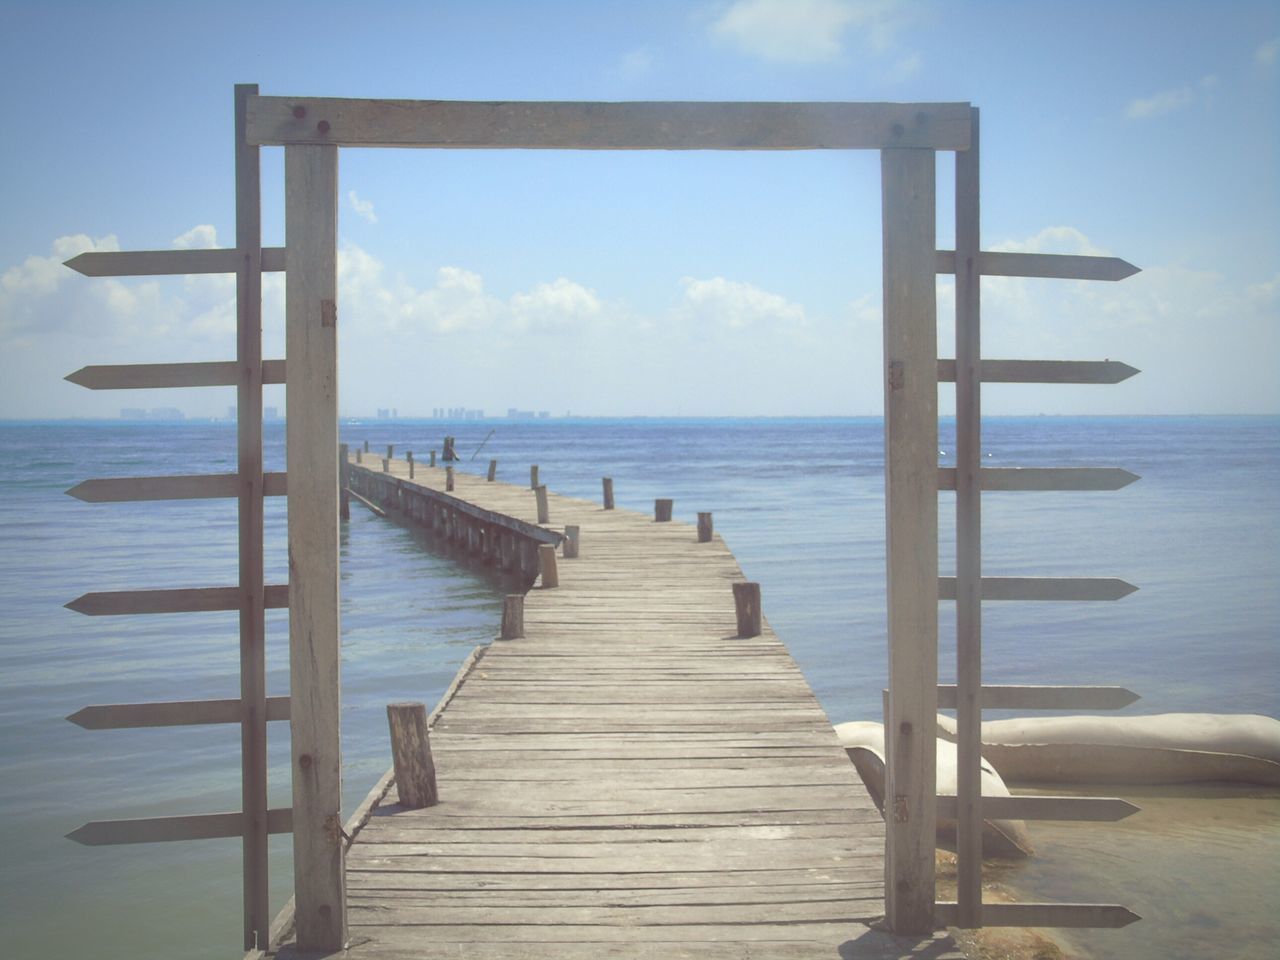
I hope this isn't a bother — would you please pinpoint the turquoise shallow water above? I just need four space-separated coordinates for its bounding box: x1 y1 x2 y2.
0 416 1276 958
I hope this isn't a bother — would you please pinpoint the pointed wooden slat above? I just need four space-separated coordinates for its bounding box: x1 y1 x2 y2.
66 808 292 846
936 901 1140 929
936 249 1140 281
937 684 1140 710
938 577 1137 601
246 97 972 151
938 358 1139 384
66 472 287 502
938 795 1139 822
937 467 1140 491
65 584 288 616
64 359 286 390
64 247 285 277
67 696 290 729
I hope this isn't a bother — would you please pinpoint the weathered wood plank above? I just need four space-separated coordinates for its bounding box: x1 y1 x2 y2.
285 141 345 951
938 577 1138 601
936 467 1140 491
937 684 1140 710
247 97 972 150
935 249 1139 281
67 696 289 729
937 358 1139 384
65 584 288 615
64 359 286 389
63 246 285 277
66 808 292 845
66 472 286 502
937 795 1139 822
936 901 1140 929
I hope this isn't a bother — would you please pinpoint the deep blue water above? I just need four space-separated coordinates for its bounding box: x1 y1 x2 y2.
0 416 1276 959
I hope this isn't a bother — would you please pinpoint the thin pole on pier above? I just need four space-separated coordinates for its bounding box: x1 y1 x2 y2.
881 144 939 935
954 108 984 927
286 140 345 952
602 477 614 510
233 82 269 952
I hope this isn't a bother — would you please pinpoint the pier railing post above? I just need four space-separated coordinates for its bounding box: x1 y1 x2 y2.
602 477 614 510
733 582 761 638
386 702 438 808
538 543 559 588
697 512 713 542
386 444 394 461
501 594 525 639
564 525 580 558
655 498 673 522
382 457 389 473
429 450 436 467
487 459 497 482
407 451 414 479
355 448 362 464
445 466 455 492
535 485 550 524
530 465 539 489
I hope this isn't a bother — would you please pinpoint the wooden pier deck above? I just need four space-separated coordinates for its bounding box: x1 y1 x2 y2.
275 454 961 959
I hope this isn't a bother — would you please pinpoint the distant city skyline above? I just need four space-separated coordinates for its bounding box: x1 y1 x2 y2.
2 1 1276 419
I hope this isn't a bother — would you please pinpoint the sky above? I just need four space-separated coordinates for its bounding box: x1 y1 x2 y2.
1 0 1276 419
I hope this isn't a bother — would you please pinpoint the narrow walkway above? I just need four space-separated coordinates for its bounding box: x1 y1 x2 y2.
289 456 960 958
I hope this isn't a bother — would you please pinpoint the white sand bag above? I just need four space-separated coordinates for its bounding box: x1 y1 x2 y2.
834 720 1033 859
935 713 1280 786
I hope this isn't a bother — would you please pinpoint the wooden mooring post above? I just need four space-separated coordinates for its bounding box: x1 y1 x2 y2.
407 451 414 479
530 464 539 489
733 582 761 638
487 459 497 482
655 498 673 522
429 450 436 467
602 477 614 510
535 485 550 524
445 466 454 492
563 525 580 558
385 702 438 808
500 594 524 639
698 511 713 542
538 543 558 588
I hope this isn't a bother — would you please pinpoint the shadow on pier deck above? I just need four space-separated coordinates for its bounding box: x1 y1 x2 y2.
272 454 962 959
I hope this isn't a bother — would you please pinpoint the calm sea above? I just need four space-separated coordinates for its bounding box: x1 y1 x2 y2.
0 417 1276 959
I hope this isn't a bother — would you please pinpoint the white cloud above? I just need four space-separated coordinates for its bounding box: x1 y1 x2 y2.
1125 75 1217 120
172 224 219 249
1256 36 1279 67
991 225 1109 257
676 276 805 329
510 278 602 333
348 190 378 224
710 0 914 64
616 46 657 79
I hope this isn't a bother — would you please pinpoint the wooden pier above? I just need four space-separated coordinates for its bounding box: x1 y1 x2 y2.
268 452 961 958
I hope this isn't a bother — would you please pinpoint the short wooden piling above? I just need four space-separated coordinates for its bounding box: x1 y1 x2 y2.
530 465 539 489
356 449 363 464
602 477 614 510
385 702 438 809
564 525 580 559
445 466 454 492
340 488 350 521
535 485 550 524
407 451 414 479
487 459 497 482
430 450 437 467
363 440 369 453
698 511 713 543
386 444 394 461
538 543 558 588
655 498 673 522
501 594 525 639
733 582 762 638
381 457 389 473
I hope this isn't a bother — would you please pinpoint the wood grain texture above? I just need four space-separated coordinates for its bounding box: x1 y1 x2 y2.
66 808 292 846
938 577 1138 601
935 249 1139 281
63 246 285 277
937 467 1139 491
936 901 1140 929
937 358 1139 384
285 142 345 951
246 96 972 150
64 359 285 389
66 696 289 729
66 472 286 502
936 685 1140 711
65 584 288 615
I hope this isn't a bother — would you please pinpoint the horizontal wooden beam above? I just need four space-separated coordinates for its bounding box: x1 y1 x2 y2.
67 472 287 502
936 901 1140 929
937 684 1140 710
65 359 286 390
64 247 285 277
938 359 1139 384
67 696 290 729
937 467 1140 491
246 97 973 150
938 795 1139 822
347 486 387 518
938 577 1137 601
66 808 292 846
65 584 288 616
936 250 1139 281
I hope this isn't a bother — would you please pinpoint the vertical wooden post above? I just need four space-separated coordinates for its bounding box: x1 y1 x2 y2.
445 466 455 491
363 440 369 453
501 594 525 639
538 543 558 588
602 477 614 510
655 498 673 522
385 703 438 808
535 485 549 524
285 140 345 952
233 82 269 953
954 108 984 928
386 444 393 461
381 457 389 473
487 459 497 482
881 145 939 935
407 451 414 479
697 512 713 543
338 444 350 522
733 582 761 638
429 450 436 467
530 465 539 489
355 448 362 464
563 525 580 558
